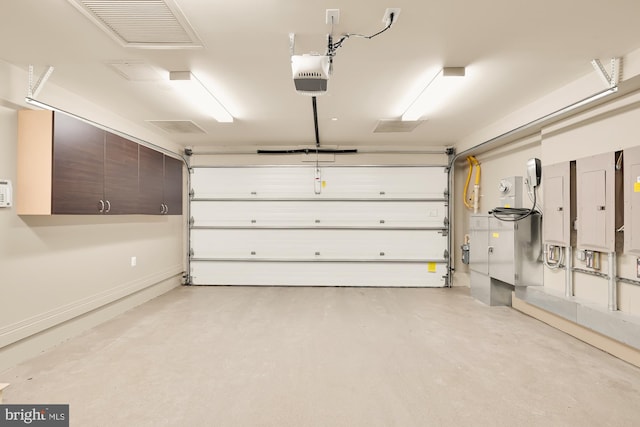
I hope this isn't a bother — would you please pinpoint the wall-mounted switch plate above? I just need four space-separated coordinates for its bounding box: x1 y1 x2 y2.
131 256 137 267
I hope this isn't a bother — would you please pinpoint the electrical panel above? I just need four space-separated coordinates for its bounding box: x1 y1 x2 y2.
488 214 543 287
624 145 640 256
576 152 622 252
469 214 542 287
542 162 575 246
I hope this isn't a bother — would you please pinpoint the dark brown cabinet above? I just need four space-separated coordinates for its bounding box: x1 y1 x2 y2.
139 146 183 215
163 156 183 215
139 145 165 215
17 110 182 216
104 132 140 214
51 112 105 214
51 113 140 214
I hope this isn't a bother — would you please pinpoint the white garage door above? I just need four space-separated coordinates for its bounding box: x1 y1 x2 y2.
189 166 450 287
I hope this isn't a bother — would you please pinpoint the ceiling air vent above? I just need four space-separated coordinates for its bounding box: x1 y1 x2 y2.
67 0 203 48
147 120 206 134
373 119 424 133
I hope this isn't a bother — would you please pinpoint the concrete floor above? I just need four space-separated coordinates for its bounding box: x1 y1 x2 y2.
2 286 640 426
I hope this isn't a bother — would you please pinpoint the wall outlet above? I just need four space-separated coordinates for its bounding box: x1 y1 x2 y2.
382 8 401 26
326 9 340 25
131 256 137 267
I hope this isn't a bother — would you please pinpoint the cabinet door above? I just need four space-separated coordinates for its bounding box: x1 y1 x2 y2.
163 156 183 215
104 132 139 214
139 146 164 214
52 113 105 214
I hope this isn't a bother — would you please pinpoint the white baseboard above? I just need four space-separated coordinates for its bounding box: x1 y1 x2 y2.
512 293 640 368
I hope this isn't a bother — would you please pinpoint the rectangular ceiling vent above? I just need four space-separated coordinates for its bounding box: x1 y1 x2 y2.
373 119 424 133
147 120 207 134
106 61 165 81
67 0 203 48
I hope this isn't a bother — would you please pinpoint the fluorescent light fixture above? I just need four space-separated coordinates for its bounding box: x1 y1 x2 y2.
401 67 465 121
169 71 233 123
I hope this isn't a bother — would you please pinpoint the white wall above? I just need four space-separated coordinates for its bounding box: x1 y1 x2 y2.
541 90 640 314
452 47 640 319
0 63 185 372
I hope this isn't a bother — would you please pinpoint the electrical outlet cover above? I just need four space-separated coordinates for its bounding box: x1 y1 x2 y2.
382 8 401 26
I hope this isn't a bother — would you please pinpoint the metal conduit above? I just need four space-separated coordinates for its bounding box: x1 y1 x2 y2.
608 252 618 311
565 246 574 297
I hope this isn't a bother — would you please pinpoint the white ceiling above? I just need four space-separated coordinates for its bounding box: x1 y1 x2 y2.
1 0 640 149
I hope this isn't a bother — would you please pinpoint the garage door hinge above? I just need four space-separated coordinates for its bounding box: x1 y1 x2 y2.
189 216 195 227
189 189 195 199
443 217 449 227
189 248 194 257
443 189 449 198
444 249 449 260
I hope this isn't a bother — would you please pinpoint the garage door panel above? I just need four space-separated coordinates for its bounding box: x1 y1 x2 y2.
191 229 447 260
189 165 450 287
192 166 447 199
192 167 314 198
191 200 448 228
190 261 448 287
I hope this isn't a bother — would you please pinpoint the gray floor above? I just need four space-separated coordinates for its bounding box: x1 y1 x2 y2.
2 286 640 426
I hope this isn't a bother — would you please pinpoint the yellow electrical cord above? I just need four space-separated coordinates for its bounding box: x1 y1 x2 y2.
463 156 480 210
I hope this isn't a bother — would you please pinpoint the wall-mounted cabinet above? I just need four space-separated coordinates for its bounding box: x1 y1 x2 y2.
542 161 576 246
139 146 183 215
575 152 622 252
17 110 182 215
625 145 640 255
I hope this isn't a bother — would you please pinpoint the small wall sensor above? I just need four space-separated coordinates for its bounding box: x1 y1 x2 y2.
0 180 13 208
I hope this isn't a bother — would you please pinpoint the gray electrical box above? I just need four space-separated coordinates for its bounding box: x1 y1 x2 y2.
469 215 490 275
625 145 640 256
469 214 543 287
576 152 623 252
542 162 576 246
498 176 523 208
489 214 543 287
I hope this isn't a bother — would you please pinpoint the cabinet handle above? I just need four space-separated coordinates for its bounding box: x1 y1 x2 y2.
105 200 111 213
99 200 104 213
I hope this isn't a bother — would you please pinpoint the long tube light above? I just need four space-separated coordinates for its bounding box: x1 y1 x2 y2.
402 67 466 121
169 71 233 123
